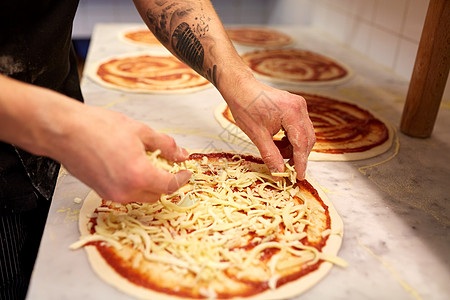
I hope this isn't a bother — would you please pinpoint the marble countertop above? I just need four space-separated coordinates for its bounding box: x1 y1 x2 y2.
27 23 450 300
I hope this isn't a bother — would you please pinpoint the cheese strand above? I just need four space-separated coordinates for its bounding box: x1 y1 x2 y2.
71 152 345 289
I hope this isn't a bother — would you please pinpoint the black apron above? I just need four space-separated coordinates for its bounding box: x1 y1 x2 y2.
0 0 83 214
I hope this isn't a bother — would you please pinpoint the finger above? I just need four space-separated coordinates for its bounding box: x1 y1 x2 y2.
119 168 192 204
166 170 193 194
282 99 315 180
119 190 162 204
138 125 189 162
250 130 285 174
144 167 192 195
283 120 314 180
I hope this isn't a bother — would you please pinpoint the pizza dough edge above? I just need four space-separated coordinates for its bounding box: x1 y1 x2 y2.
79 191 182 300
118 27 166 48
252 67 354 87
308 119 396 161
225 26 295 48
248 175 344 300
213 102 250 142
85 53 212 95
241 49 354 86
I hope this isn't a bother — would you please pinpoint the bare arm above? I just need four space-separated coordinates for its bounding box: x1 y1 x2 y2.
0 74 191 203
133 0 316 179
133 0 241 89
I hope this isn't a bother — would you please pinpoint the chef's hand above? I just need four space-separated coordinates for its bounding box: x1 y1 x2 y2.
223 76 315 180
0 75 191 204
55 105 192 204
133 0 314 180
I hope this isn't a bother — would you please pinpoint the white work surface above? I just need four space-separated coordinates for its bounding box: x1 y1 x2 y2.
27 23 450 300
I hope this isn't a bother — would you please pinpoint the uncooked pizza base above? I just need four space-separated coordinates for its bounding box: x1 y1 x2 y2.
86 52 211 94
77 170 343 300
226 27 294 48
241 49 353 86
214 99 395 162
118 27 165 47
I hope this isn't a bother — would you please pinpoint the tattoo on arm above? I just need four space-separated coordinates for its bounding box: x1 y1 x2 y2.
146 3 218 86
146 2 188 44
205 65 217 86
171 22 204 74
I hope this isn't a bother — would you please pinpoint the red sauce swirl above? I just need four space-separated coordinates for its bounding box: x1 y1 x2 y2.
242 49 348 82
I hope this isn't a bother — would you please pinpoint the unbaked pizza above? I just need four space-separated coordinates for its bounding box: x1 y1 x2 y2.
87 53 211 93
241 49 351 85
120 28 162 46
226 27 293 47
71 151 345 299
215 93 394 161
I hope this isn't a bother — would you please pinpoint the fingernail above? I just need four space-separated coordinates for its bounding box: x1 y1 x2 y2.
270 165 285 174
177 169 192 183
168 170 192 193
297 170 306 180
176 147 190 161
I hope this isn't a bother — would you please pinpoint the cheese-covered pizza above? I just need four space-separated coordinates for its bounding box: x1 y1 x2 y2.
215 93 394 161
71 151 345 299
87 53 211 94
226 27 293 47
241 49 351 85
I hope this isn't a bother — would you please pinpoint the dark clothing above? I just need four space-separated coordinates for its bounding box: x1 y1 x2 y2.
0 195 50 300
0 0 83 213
0 1 83 299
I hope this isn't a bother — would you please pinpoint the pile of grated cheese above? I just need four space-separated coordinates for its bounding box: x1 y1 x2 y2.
71 151 345 293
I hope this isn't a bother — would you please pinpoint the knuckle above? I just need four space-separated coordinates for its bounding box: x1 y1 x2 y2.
261 152 283 172
293 96 307 111
311 133 317 146
165 136 177 150
136 122 152 136
114 111 132 124
105 188 130 204
114 193 131 204
123 163 150 191
261 151 274 163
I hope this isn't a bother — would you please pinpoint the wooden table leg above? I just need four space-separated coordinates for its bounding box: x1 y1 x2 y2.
400 0 450 138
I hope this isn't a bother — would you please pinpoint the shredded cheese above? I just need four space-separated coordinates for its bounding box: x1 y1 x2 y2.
71 152 345 294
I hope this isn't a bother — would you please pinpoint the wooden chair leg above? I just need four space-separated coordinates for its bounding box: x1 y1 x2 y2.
400 0 450 138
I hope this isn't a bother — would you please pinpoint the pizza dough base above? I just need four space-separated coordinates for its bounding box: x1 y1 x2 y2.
214 101 395 162
118 27 165 48
78 173 343 300
86 52 212 94
241 49 353 86
226 26 295 48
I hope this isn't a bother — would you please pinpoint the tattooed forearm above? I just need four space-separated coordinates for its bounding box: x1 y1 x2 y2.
145 2 191 44
205 65 217 86
171 22 218 86
171 22 204 73
146 9 170 43
144 1 219 86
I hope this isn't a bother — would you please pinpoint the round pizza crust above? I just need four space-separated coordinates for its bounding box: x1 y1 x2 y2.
214 96 395 162
86 52 211 94
118 27 165 48
241 49 353 86
78 169 343 300
310 120 395 162
226 27 294 48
